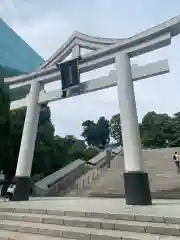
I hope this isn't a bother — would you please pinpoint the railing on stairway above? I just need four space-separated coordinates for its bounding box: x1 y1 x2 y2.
67 146 123 195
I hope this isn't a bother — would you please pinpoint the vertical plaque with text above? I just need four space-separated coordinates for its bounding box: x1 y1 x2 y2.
57 58 80 97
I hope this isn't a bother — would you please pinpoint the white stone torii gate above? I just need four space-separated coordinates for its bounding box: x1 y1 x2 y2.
5 15 180 205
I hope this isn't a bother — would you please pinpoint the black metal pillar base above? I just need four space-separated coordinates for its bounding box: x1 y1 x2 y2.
124 171 152 205
12 176 31 201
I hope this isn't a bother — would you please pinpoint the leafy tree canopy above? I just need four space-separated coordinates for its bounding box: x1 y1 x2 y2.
82 117 110 149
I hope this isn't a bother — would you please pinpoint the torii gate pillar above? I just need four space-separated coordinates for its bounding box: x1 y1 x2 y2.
116 52 151 205
12 81 41 201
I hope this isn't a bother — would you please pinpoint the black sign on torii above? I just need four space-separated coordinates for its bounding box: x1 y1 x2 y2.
56 57 81 98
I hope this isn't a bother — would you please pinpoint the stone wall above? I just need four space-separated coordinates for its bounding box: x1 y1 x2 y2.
33 159 87 196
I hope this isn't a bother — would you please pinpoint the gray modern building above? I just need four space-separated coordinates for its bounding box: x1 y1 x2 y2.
0 18 44 78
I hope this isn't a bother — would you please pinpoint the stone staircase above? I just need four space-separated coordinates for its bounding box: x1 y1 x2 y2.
32 147 122 197
65 147 123 197
1 205 180 239
67 147 180 199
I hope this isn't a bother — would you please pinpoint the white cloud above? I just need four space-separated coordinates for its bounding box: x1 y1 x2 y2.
1 0 180 138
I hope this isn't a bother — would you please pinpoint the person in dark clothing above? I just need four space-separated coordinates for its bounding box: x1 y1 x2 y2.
4 184 15 201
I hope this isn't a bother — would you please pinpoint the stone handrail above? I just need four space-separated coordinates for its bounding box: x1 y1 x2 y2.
34 159 87 196
68 146 123 194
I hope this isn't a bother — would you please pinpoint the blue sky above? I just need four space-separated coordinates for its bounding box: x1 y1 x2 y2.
1 0 180 138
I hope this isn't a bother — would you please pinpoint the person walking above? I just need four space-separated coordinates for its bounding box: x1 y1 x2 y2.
172 152 180 175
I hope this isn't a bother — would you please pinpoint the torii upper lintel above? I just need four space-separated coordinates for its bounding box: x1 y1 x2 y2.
40 31 126 69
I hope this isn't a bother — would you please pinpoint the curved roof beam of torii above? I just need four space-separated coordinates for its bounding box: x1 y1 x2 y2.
40 31 126 69
5 14 180 86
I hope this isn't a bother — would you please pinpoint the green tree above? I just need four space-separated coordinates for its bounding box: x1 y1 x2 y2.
108 110 180 149
83 147 99 161
82 117 110 148
110 113 122 145
7 108 25 178
140 111 176 148
0 65 24 180
167 112 180 147
140 112 165 148
82 120 98 147
96 117 110 148
65 135 86 161
51 135 71 171
32 104 55 176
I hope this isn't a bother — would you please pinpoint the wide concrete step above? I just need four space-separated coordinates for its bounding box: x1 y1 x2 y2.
1 211 180 236
0 219 177 240
0 230 73 240
2 206 180 224
1 211 180 238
